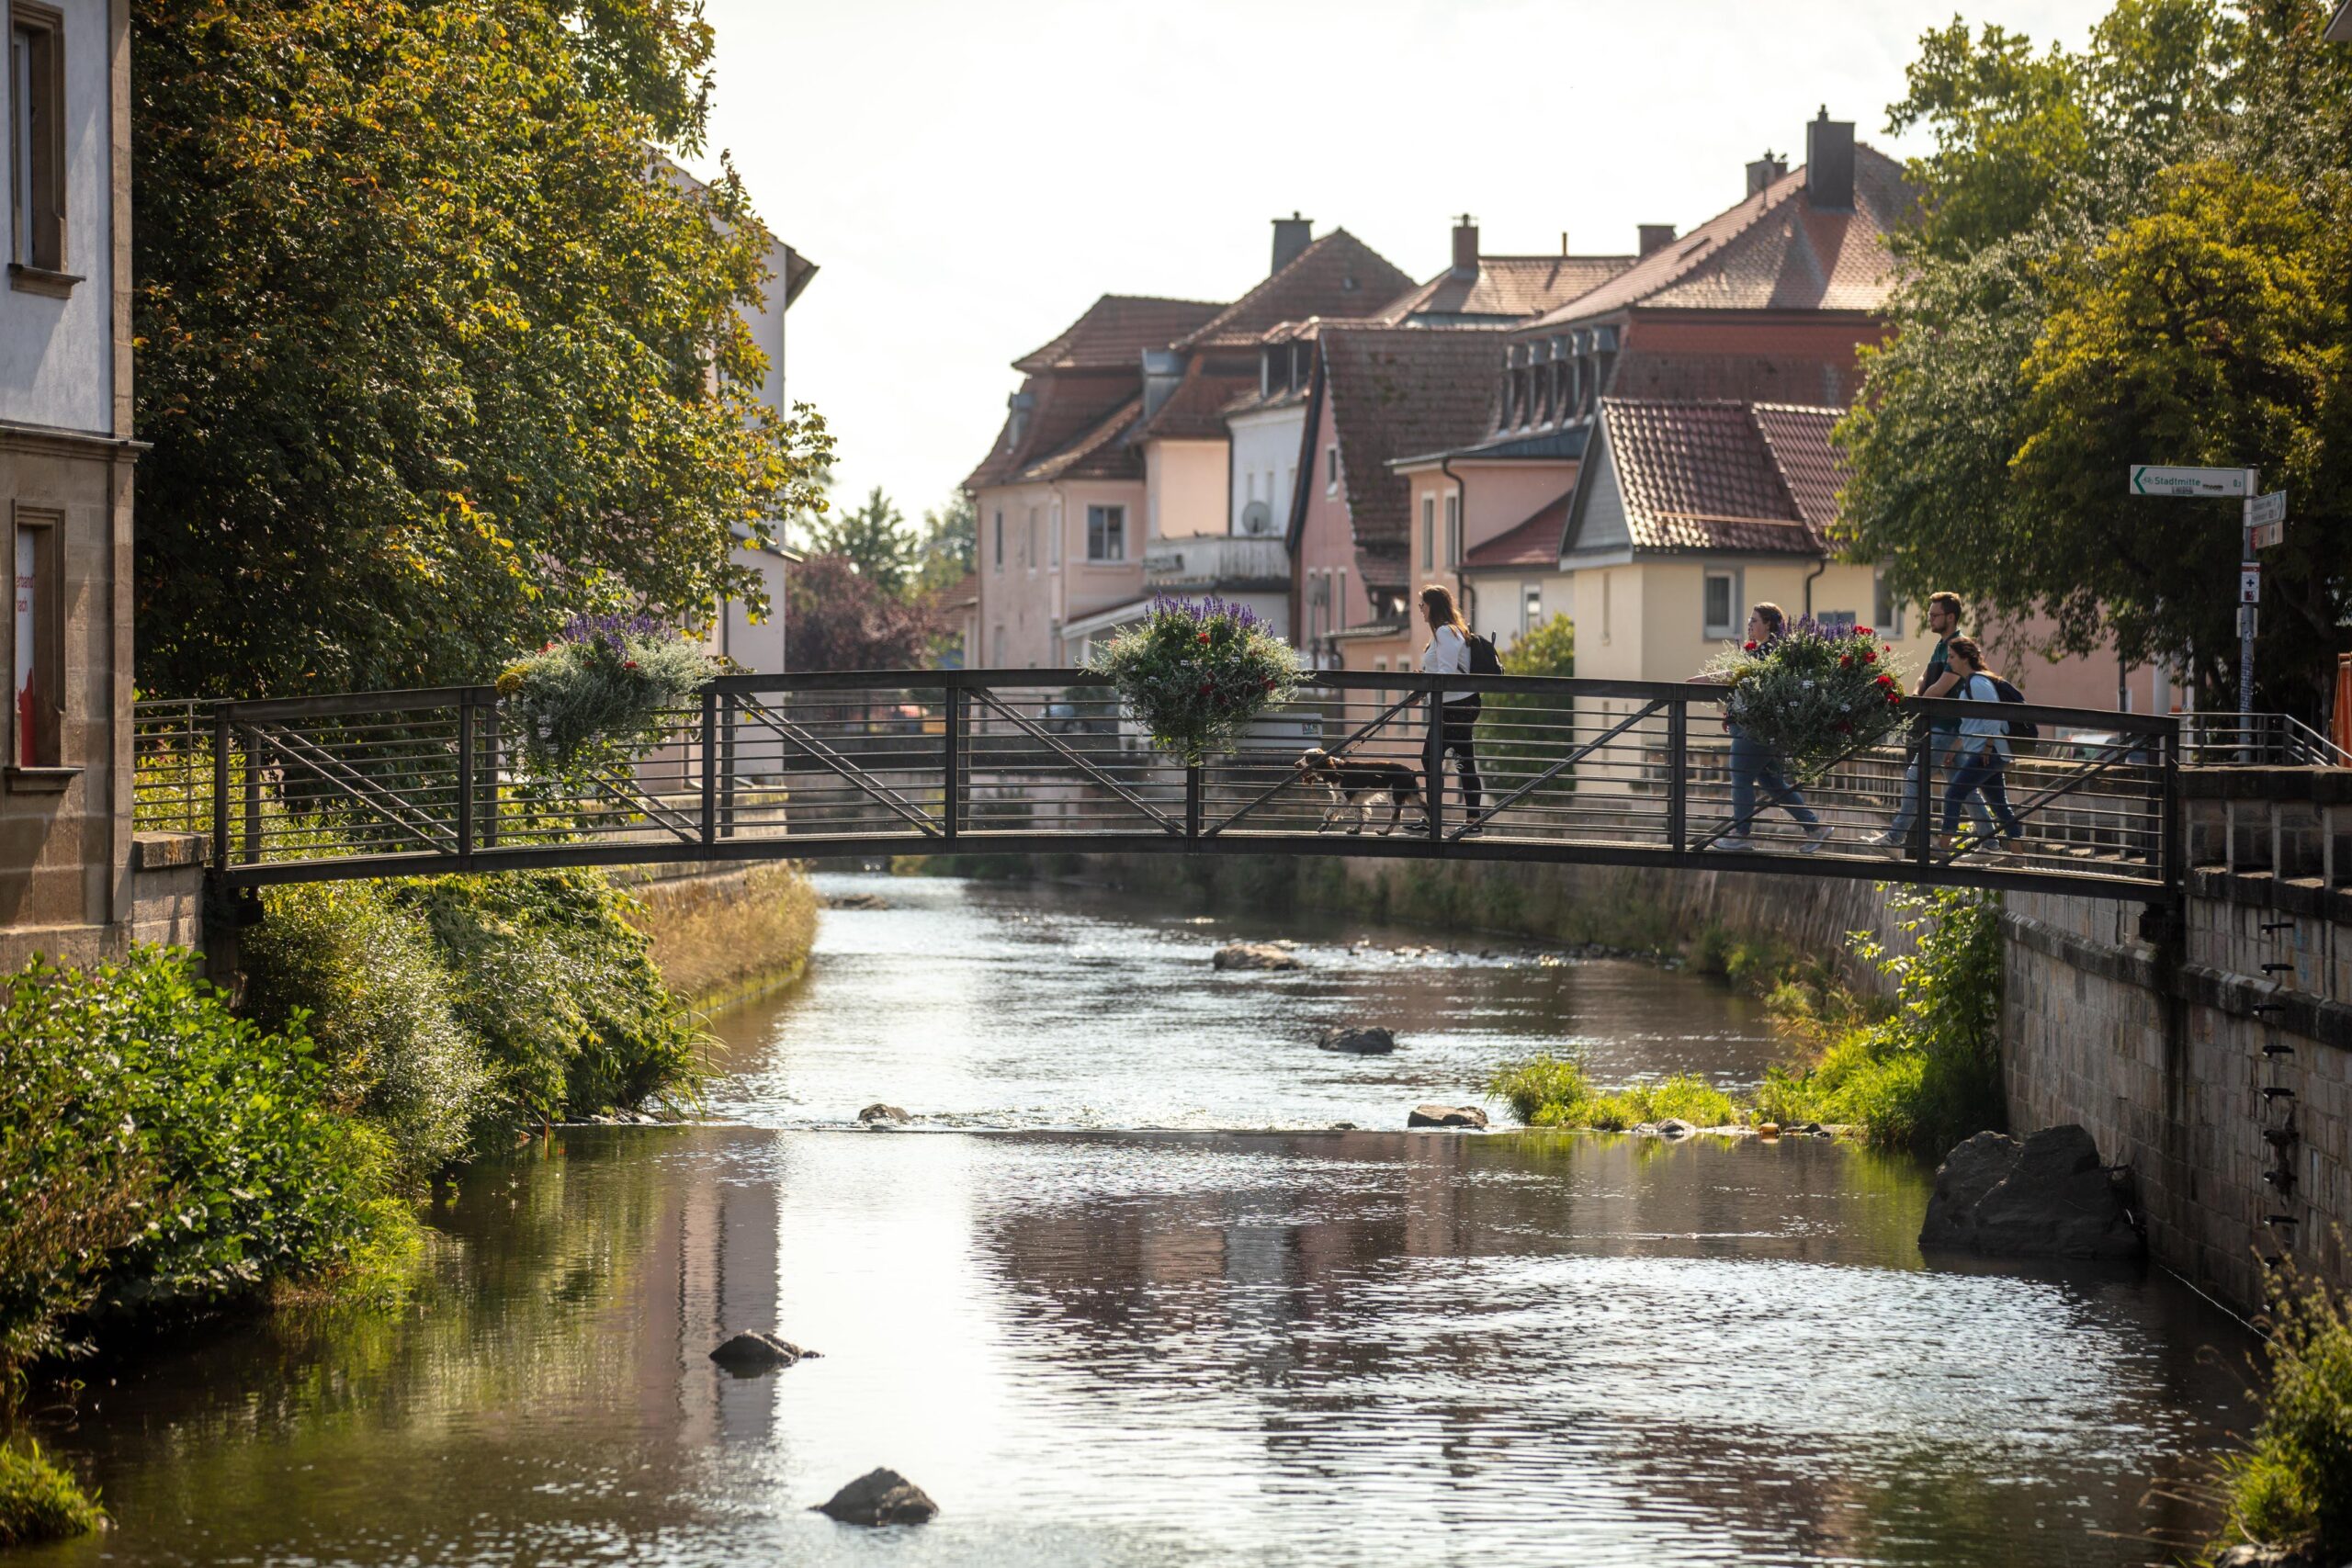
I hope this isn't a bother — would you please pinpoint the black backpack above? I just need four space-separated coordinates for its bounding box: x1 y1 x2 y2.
1979 673 2039 739
1464 631 1502 676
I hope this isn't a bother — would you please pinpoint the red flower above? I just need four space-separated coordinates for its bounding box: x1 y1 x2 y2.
1857 626 1875 638
1862 649 1876 663
1261 677 1274 691
1197 682 1212 694
1197 630 1211 644
1838 655 1853 668
1874 673 1895 687
1742 641 1759 653
623 660 639 670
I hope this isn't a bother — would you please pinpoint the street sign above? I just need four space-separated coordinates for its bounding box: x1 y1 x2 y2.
2241 567 2262 604
2131 465 2254 498
2251 490 2288 526
2251 519 2286 549
2239 604 2260 638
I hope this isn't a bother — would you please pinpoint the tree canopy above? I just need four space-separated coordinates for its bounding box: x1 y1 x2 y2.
1837 0 2349 710
133 0 829 697
799 487 918 597
784 555 944 672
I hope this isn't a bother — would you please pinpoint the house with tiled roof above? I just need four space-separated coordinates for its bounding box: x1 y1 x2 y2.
1392 112 1914 650
1375 218 1633 329
969 219 1414 668
1286 328 1503 671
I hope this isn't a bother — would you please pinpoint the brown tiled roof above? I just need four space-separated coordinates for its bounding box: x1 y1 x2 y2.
1131 360 1258 443
1521 145 1913 333
1174 231 1418 351
1013 295 1224 372
965 371 1142 489
927 570 979 614
1462 491 1573 571
1381 255 1634 324
1021 397 1145 483
1318 328 1504 581
1586 398 1845 554
1751 403 1845 530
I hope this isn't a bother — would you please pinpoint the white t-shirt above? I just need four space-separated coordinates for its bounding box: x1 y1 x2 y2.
1421 625 1474 702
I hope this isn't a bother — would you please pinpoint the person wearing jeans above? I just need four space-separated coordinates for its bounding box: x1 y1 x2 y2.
1939 637 2025 856
1418 583 1486 831
1881 591 1993 845
1700 604 1830 853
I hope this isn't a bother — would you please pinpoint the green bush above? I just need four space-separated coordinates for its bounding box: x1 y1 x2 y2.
0 949 412 1381
1478 615 1576 785
1757 886 2003 1153
240 882 488 1174
402 870 703 1123
0 1438 103 1546
1487 1055 1738 1130
2212 1271 2352 1561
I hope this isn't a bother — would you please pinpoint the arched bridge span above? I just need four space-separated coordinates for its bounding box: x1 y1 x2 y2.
134 671 2184 902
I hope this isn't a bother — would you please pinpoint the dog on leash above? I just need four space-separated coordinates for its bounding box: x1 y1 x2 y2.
1294 748 1428 835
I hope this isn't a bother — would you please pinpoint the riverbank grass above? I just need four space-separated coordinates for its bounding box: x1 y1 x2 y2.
2211 1270 2352 1562
0 1438 103 1546
1487 1055 1738 1130
626 863 818 1007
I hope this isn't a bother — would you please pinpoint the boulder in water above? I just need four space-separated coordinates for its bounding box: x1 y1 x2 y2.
1408 1104 1488 1129
708 1332 816 1373
1655 1119 1696 1139
1214 942 1301 972
814 1468 937 1526
1918 1124 2143 1260
858 1103 910 1125
1317 1025 1396 1055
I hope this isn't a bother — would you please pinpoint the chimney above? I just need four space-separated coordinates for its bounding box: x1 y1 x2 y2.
1746 150 1788 197
1451 213 1479 277
1804 107 1854 210
1271 212 1313 275
1637 223 1677 257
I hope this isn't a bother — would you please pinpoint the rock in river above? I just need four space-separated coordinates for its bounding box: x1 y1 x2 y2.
1317 1025 1396 1055
1213 942 1301 972
708 1331 818 1373
1918 1124 2143 1260
1408 1104 1487 1129
857 1103 910 1125
1655 1118 1696 1139
814 1468 938 1526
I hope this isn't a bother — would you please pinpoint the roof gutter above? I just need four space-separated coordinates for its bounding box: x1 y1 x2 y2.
1802 556 1827 620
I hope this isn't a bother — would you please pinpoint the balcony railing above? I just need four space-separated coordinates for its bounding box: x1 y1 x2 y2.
1143 536 1289 591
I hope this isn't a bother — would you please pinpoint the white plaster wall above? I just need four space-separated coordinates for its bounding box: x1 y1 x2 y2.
1228 405 1305 536
0 0 113 435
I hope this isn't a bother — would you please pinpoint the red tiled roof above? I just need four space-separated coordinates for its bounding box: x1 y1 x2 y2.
1585 398 1846 554
927 570 980 613
965 371 1143 489
1013 294 1225 373
1174 231 1418 351
1022 397 1145 483
1131 360 1258 443
1521 144 1913 333
1462 490 1573 571
1381 255 1634 324
1318 329 1504 577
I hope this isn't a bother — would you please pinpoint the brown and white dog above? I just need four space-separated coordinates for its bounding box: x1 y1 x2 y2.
1294 748 1427 835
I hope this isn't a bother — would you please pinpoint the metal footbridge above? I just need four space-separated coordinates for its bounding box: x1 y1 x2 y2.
134 670 2199 901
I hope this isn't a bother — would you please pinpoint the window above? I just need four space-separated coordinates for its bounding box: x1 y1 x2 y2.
1373 657 1388 672
11 504 61 768
1047 503 1060 568
992 511 1003 570
1817 610 1857 633
1702 569 1739 639
1024 510 1036 570
1522 582 1542 636
1246 471 1258 503
1421 496 1435 570
1086 504 1125 561
1874 569 1905 637
1444 494 1461 567
8 4 65 283
1600 571 1612 646
991 626 1006 666
1325 445 1340 495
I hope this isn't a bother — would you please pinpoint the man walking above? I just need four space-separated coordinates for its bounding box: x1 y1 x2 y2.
1878 591 1996 846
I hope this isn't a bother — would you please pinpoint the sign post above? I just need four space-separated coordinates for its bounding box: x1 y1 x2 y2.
2129 466 2285 726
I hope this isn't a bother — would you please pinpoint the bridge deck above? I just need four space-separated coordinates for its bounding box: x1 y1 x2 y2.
134 670 2183 901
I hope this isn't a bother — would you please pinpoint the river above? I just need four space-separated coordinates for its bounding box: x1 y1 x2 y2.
27 871 2254 1566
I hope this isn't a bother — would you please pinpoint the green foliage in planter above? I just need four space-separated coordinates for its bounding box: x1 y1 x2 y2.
0 949 412 1382
239 882 490 1176
0 1438 104 1546
1701 618 1910 783
1087 595 1299 765
496 615 715 775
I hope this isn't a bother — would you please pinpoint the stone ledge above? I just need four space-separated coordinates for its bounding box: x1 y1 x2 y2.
2179 767 2352 805
2186 865 2352 922
132 831 209 871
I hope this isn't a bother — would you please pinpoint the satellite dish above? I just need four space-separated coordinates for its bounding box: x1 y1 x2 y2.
1240 501 1274 536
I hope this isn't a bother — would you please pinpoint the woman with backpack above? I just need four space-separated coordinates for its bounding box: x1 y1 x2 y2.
1419 584 1487 833
1940 637 2026 858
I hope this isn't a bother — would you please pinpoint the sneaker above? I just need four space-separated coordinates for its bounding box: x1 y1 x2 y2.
1458 813 1487 837
1799 823 1832 855
1871 828 1907 847
1715 836 1757 852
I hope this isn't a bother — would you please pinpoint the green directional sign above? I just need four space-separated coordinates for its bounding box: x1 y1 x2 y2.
2130 465 2252 498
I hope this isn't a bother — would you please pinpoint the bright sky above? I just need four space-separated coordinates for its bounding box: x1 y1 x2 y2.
691 0 2115 529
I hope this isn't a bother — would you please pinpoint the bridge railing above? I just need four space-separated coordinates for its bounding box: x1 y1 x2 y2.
131 671 2181 897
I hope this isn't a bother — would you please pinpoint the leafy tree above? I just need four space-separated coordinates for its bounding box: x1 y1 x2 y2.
785 554 944 671
132 0 830 697
800 486 918 597
1838 0 2350 713
916 491 978 595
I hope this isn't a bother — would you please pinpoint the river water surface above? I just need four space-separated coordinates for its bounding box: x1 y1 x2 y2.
29 872 2255 1566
